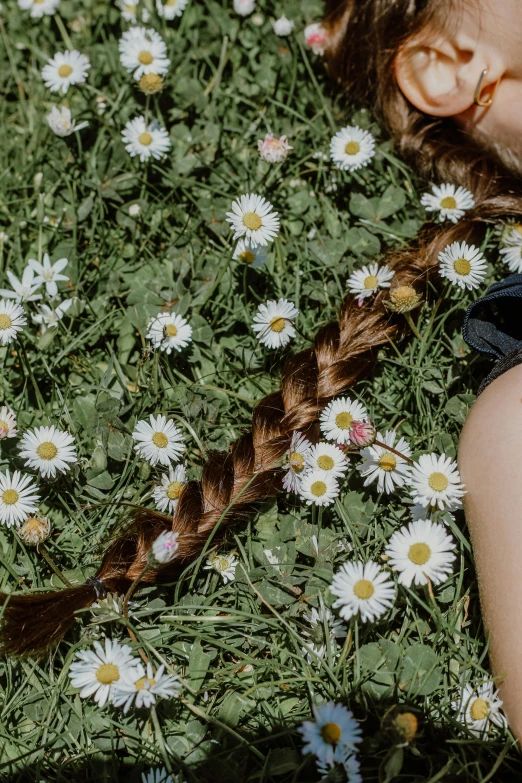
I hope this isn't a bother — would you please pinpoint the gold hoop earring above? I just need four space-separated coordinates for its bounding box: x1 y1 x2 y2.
474 68 501 107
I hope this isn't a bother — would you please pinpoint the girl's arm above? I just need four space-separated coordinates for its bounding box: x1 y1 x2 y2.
458 361 522 742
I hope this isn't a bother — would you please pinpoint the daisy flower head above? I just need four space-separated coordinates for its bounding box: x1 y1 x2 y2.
307 441 348 480
298 702 362 767
148 530 179 565
204 551 238 583
438 241 488 290
19 425 77 479
156 0 189 19
251 298 298 349
42 50 90 95
0 470 39 528
319 396 368 445
226 193 280 248
385 518 456 587
0 300 27 345
301 605 347 660
452 679 507 737
111 661 181 713
500 228 522 273
420 183 475 223
349 419 376 448
153 464 186 513
330 560 396 623
282 431 312 493
46 105 88 137
118 0 139 22
146 312 192 354
409 453 466 511
132 414 185 467
357 430 412 494
142 769 174 783
316 747 362 782
119 27 170 80
299 469 339 507
69 638 139 708
32 299 73 333
233 0 255 15
18 514 51 545
257 134 292 163
304 22 328 55
138 72 164 94
28 253 69 298
18 0 60 17
272 15 294 36
330 126 376 172
347 262 395 301
385 285 423 314
0 267 41 303
122 116 171 162
233 239 267 268
0 406 17 440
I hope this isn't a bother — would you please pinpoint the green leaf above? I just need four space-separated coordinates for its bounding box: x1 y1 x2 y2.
188 640 212 692
86 471 114 490
376 185 406 219
359 640 401 698
444 394 476 424
400 643 441 696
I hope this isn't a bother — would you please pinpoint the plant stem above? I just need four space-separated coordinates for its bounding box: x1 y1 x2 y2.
123 563 151 665
373 439 414 466
38 544 73 588
404 311 423 341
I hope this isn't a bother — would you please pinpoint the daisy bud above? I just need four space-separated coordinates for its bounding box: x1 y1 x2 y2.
304 22 328 56
138 72 164 95
257 134 293 164
18 515 51 546
148 530 179 566
349 419 376 448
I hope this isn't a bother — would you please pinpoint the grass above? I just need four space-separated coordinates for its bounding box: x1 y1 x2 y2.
0 0 519 781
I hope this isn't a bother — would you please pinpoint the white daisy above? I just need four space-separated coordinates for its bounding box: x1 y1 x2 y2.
0 300 27 345
111 661 181 713
42 50 90 95
319 397 368 445
119 26 170 80
153 465 187 513
304 22 328 55
299 470 339 507
298 702 362 767
146 312 192 353
251 298 298 349
132 414 185 467
122 116 171 162
499 228 522 273
148 530 179 565
330 126 376 172
301 606 347 661
0 471 39 528
129 203 141 217
330 560 396 623
141 768 174 783
272 15 294 36
233 0 255 15
452 679 507 737
118 0 139 22
233 239 267 268
69 638 139 709
257 134 292 163
28 253 69 298
316 747 362 781
0 267 42 302
438 241 487 290
282 431 312 493
307 441 348 479
32 299 73 333
18 425 78 478
156 0 189 20
17 514 51 545
226 193 280 248
204 551 238 583
357 430 412 494
409 453 466 511
18 0 60 17
385 518 456 587
46 105 88 137
420 184 475 223
347 263 395 301
0 406 17 440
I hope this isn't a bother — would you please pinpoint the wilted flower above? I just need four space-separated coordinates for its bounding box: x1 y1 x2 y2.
384 285 423 314
18 514 51 545
257 134 292 163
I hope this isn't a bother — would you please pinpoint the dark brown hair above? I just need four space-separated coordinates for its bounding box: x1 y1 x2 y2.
3 0 522 657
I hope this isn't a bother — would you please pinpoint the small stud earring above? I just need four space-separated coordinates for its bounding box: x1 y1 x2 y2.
474 68 501 107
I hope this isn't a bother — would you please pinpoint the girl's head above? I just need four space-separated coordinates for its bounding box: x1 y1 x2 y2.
325 0 522 178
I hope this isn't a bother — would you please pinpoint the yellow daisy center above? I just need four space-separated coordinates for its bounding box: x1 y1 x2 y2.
379 453 397 472
243 212 262 231
167 481 183 499
166 0 177 5
152 432 169 448
138 50 153 65
353 578 375 600
470 697 489 721
440 196 457 210
320 722 342 744
270 317 286 333
428 472 449 492
515 223 522 235
165 324 178 338
215 555 230 571
408 542 431 565
239 250 256 264
310 480 327 497
22 517 44 534
58 64 73 78
363 274 378 289
389 286 419 309
139 132 153 146
139 73 163 94
317 455 334 471
0 419 8 433
0 314 12 330
335 411 353 429
289 451 305 472
2 489 19 505
37 441 58 460
453 258 471 276
344 141 360 156
34 0 45 4
135 676 156 690
96 663 120 684
125 3 136 11
393 712 419 743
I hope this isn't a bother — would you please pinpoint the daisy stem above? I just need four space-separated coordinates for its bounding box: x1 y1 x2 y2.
404 311 423 342
18 339 46 411
373 439 414 466
54 15 74 51
123 563 151 666
150 705 174 775
38 544 73 588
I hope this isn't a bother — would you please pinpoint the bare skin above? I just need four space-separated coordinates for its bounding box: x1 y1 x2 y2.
459 362 522 741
